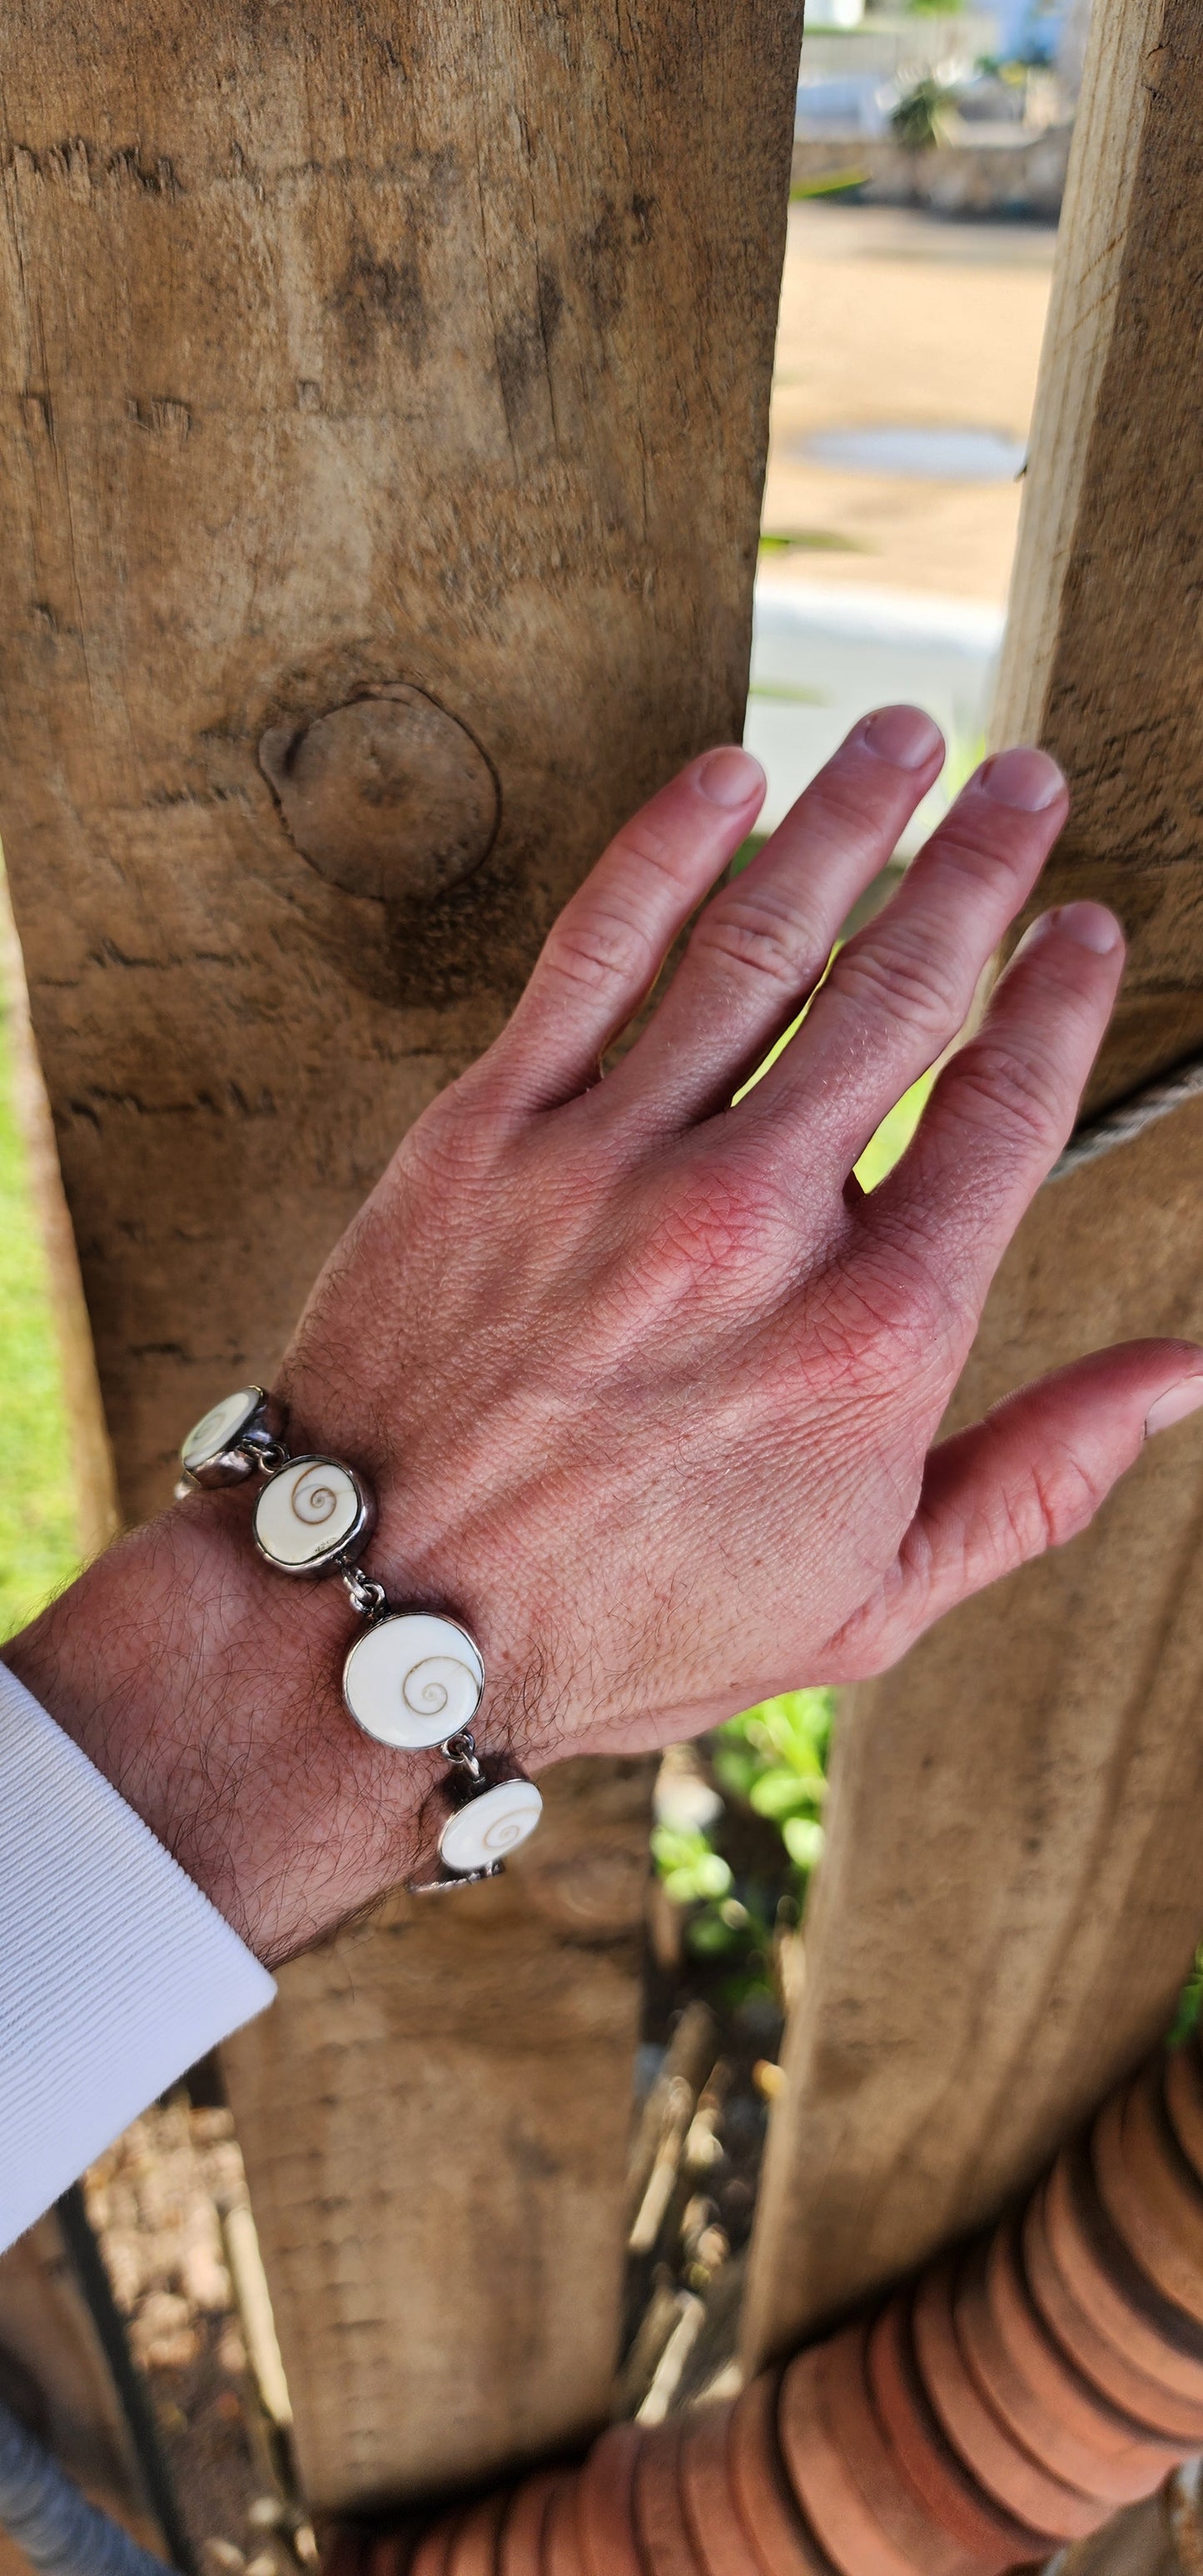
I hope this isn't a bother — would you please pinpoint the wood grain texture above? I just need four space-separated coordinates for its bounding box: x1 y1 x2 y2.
995 0 1203 1111
745 1102 1203 2358
0 0 801 1519
221 1757 654 2514
743 0 1203 2366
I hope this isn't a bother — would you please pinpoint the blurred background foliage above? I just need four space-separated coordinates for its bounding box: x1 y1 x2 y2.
0 973 78 1643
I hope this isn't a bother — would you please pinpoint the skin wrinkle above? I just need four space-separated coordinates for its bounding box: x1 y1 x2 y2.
5 713 1202 1962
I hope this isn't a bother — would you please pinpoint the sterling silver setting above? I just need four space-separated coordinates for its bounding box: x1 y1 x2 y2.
176 1386 537 1891
177 1385 287 1491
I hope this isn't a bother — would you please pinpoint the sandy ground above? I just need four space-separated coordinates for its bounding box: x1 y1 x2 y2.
759 199 1057 604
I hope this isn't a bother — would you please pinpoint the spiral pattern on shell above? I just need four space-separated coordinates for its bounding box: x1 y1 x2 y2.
343 1611 484 1750
254 1455 366 1571
438 1778 542 1875
291 1465 339 1524
181 1386 261 1470
480 1806 530 1854
402 1654 479 1732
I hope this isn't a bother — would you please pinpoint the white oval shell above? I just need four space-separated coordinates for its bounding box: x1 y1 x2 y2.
254 1457 364 1569
182 1386 263 1473
440 1779 542 1873
343 1612 485 1750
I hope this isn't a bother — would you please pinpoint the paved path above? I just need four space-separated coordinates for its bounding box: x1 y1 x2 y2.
760 199 1055 603
746 201 1054 838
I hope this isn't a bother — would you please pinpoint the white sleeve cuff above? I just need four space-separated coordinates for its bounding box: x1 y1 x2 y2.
0 1658 276 2251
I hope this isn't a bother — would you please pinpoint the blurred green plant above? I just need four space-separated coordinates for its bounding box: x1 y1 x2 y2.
653 1688 836 1977
650 1824 734 1911
890 75 958 150
712 1689 833 1842
1168 1952 1203 2048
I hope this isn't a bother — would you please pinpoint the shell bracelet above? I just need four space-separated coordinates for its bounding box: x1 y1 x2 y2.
176 1385 542 1892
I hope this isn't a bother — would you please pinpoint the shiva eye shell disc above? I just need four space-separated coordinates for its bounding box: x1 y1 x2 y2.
439 1779 542 1873
181 1386 269 1482
343 1611 485 1749
253 1455 374 1573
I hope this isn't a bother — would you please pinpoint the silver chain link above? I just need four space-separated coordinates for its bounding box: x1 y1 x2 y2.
342 1566 388 1620
249 1436 290 1474
441 1728 485 1785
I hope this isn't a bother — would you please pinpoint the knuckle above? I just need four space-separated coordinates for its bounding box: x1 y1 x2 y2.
608 815 678 881
1009 1443 1106 1557
405 1088 499 1188
950 1041 1063 1157
637 1163 788 1298
818 1238 952 1380
543 903 656 999
803 768 902 854
693 890 825 997
929 821 1031 891
829 931 961 1041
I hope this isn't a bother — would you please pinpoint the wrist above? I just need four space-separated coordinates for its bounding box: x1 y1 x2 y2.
2 1491 435 1965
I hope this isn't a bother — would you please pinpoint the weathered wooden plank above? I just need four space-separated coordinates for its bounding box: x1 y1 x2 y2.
221 1756 653 2514
745 1100 1203 2355
0 0 802 2508
995 0 1203 1108
0 0 801 1520
743 0 1203 2365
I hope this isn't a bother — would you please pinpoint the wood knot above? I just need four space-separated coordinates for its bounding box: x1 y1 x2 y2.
259 686 499 903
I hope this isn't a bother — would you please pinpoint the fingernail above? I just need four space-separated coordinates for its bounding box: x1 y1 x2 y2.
697 747 765 809
1146 1377 1203 1438
978 747 1066 812
859 705 944 772
1055 901 1123 954
1018 902 1122 958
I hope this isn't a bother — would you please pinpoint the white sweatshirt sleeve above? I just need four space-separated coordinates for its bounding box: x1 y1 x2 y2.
0 1658 276 2251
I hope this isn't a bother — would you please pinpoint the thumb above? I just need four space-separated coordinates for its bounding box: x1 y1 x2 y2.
840 1340 1203 1673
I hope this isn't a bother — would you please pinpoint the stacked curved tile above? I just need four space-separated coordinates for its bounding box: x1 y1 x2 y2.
325 2036 1203 2576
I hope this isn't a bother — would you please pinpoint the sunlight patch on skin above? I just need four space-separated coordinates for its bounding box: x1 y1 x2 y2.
853 1072 935 1190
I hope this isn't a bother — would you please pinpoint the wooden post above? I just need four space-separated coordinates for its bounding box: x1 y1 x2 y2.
221 1758 654 2514
0 0 803 2509
0 0 799 1520
743 0 1203 2367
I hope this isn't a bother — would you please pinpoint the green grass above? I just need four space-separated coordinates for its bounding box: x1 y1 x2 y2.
0 985 80 1641
758 533 871 557
789 172 872 202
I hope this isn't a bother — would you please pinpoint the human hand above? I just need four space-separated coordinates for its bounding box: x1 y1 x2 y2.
284 707 1202 1756
12 708 1202 1960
